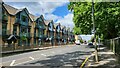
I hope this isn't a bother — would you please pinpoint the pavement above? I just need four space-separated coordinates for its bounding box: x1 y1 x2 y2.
1 44 95 68
85 46 120 68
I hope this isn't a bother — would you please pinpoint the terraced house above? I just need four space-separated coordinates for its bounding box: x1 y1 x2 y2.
54 23 61 46
2 3 34 50
67 28 75 44
1 2 75 52
29 14 46 48
44 20 54 46
61 26 67 45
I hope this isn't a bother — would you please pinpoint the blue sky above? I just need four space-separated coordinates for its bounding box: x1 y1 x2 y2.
52 3 70 18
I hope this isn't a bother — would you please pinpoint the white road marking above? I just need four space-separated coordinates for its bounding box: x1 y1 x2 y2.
29 56 34 60
51 52 55 53
10 60 16 66
41 54 47 56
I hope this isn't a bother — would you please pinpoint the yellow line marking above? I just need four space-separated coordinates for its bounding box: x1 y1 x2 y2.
80 57 89 68
80 51 95 68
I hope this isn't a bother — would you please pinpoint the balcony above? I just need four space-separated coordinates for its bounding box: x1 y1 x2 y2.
26 33 32 38
35 24 45 29
13 31 17 36
2 14 8 23
15 18 28 26
55 35 60 39
2 29 11 40
39 34 44 39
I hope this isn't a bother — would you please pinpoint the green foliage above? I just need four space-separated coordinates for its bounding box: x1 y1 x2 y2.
88 36 94 42
68 2 120 39
73 27 81 35
80 39 84 43
21 33 27 41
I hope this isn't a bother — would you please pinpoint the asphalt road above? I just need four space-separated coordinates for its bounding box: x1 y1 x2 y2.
1 44 95 67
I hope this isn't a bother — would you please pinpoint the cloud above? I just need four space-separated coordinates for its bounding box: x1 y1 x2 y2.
44 13 62 21
44 13 74 30
3 0 69 2
56 13 74 29
38 1 67 14
4 1 74 29
5 1 68 16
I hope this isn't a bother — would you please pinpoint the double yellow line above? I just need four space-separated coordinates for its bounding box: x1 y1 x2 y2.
80 52 95 68
80 57 89 68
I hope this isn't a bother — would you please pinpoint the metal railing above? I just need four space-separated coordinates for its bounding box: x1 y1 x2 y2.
104 37 120 55
15 18 28 26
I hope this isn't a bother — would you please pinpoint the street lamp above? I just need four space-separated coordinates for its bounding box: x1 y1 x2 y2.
92 0 99 62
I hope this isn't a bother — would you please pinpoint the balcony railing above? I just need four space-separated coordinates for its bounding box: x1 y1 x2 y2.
35 24 45 29
15 18 28 26
26 33 32 38
55 35 60 39
20 33 33 38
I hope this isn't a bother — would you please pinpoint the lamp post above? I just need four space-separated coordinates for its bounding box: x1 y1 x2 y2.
92 0 98 62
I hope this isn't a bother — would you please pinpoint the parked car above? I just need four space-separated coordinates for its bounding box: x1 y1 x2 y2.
84 41 87 44
88 42 94 48
75 40 80 45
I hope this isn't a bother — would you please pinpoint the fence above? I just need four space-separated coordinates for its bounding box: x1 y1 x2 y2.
104 37 120 64
104 37 120 55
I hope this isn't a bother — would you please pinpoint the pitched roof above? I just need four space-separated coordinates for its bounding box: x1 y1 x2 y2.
54 23 59 28
29 14 38 21
44 20 52 26
3 3 18 15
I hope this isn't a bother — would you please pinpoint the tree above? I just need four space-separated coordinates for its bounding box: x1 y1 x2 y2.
68 2 120 39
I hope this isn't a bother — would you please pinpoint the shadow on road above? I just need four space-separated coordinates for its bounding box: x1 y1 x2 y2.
23 51 93 67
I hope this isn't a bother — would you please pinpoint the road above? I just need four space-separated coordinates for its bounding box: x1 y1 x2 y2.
1 45 95 67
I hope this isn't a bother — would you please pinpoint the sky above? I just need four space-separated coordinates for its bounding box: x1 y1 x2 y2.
4 0 74 30
79 34 94 42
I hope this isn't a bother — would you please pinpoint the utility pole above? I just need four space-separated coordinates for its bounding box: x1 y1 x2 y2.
92 0 99 62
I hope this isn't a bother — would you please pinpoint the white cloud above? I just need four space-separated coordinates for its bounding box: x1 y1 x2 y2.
56 13 74 29
38 2 67 14
3 0 69 2
5 1 68 15
44 13 62 21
